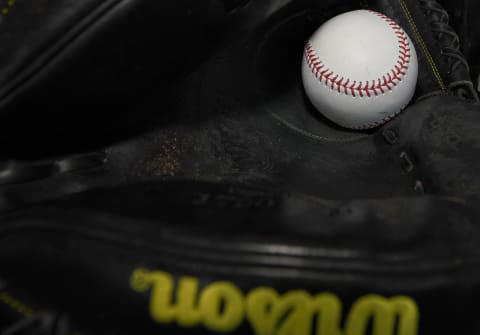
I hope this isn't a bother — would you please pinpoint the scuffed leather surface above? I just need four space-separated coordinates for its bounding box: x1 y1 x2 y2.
0 1 480 334
0 0 350 158
382 94 480 195
2 181 480 334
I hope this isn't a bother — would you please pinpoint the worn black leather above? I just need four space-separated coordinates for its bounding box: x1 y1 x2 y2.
2 182 480 334
440 0 480 90
369 0 478 101
0 0 316 157
1 1 480 335
381 94 480 196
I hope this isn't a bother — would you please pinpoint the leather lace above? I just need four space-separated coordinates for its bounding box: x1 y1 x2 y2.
419 0 479 101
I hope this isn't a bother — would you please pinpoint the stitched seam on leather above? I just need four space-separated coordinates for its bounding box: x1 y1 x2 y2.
305 10 411 129
269 112 369 143
399 0 446 90
0 291 34 317
1 0 16 15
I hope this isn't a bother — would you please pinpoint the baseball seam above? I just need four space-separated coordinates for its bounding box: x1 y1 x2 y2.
304 11 412 129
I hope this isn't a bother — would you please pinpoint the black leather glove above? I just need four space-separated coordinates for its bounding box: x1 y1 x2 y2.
0 0 275 156
1 1 480 335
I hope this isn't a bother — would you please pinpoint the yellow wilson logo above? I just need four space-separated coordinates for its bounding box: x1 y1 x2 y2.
130 268 419 335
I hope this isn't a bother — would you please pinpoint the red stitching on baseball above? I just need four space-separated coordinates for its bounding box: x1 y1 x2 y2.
305 10 411 102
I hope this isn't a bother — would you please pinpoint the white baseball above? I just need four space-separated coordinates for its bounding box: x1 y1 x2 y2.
302 10 418 129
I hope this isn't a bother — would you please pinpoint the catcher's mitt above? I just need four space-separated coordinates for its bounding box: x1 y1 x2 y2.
1 0 480 335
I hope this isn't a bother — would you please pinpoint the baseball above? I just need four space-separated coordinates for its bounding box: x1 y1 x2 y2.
302 10 418 129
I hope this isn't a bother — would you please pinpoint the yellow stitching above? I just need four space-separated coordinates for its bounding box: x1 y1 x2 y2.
399 0 446 90
0 291 34 317
1 0 16 15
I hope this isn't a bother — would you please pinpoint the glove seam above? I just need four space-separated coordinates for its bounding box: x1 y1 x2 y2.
0 291 34 317
399 0 447 91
